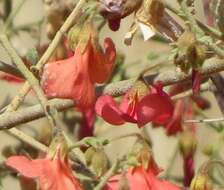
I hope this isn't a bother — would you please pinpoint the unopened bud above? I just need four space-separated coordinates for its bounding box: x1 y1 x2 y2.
190 175 213 190
85 147 96 165
179 131 197 158
202 144 214 157
85 147 109 177
91 149 109 177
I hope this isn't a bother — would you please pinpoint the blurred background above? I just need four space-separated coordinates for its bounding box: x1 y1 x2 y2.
0 0 223 189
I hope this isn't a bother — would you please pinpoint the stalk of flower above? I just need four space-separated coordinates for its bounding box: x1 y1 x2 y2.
179 128 197 187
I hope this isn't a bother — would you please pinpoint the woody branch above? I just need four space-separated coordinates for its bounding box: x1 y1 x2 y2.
0 57 222 130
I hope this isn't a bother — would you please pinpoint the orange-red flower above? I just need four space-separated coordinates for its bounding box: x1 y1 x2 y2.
6 147 83 190
41 36 116 109
104 166 180 190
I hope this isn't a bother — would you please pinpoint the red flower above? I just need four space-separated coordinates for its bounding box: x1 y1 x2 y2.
41 37 116 109
6 147 83 190
95 82 174 127
104 166 180 190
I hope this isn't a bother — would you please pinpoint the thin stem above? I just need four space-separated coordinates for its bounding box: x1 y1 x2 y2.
0 35 58 129
0 60 23 78
35 0 87 71
94 160 119 190
7 128 48 152
0 99 73 130
185 117 224 124
4 0 27 31
164 1 223 40
171 82 211 100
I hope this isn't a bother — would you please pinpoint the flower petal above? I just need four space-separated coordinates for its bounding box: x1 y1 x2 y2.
95 95 125 125
119 93 137 123
6 156 43 178
137 93 174 127
90 38 116 83
41 48 95 109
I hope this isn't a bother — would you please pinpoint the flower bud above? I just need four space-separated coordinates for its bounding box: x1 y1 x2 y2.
202 144 215 157
85 147 109 177
85 147 96 165
190 175 213 190
91 149 109 177
179 131 197 158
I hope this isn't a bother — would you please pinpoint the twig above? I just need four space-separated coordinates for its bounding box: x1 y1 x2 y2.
7 128 48 152
2 81 47 152
1 58 224 130
171 82 212 100
185 117 224 124
0 35 58 129
0 99 73 130
35 0 87 71
164 1 223 40
0 60 23 78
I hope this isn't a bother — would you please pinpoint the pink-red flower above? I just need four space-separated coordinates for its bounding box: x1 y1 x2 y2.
6 147 83 190
95 82 174 127
41 37 116 109
104 166 180 190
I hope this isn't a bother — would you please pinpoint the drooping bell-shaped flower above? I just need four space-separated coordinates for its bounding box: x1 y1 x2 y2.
41 22 116 109
6 144 83 190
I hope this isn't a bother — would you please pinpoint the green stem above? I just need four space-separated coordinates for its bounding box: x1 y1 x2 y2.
94 161 118 190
